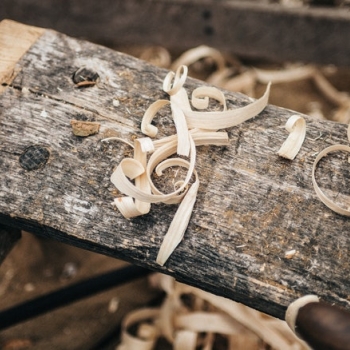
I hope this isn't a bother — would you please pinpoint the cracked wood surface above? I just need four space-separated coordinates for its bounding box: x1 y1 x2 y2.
0 20 349 319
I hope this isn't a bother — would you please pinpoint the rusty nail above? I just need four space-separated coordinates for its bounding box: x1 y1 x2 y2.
72 67 100 87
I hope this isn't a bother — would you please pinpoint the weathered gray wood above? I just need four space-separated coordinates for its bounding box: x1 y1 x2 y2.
0 226 21 265
1 20 350 320
1 0 350 66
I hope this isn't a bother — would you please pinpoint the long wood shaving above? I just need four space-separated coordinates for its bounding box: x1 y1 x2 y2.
110 65 270 265
170 45 226 72
285 295 319 334
277 115 306 160
116 274 310 350
313 71 350 107
255 65 315 84
311 120 350 215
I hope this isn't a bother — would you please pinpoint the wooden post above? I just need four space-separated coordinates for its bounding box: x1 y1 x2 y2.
0 19 349 320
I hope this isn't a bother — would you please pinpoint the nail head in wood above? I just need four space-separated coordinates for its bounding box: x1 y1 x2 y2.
72 67 100 87
19 145 50 171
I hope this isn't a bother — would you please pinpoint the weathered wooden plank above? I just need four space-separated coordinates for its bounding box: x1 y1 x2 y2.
1 20 350 320
0 20 40 263
0 19 43 93
1 0 350 66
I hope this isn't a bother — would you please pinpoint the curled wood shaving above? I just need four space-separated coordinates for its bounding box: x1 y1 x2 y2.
156 160 199 266
139 46 172 68
191 86 227 111
110 65 270 265
255 65 316 84
170 45 226 72
312 144 350 216
116 274 310 350
117 308 160 350
150 44 350 122
285 295 319 334
221 70 257 96
311 114 350 215
277 115 306 160
313 71 350 107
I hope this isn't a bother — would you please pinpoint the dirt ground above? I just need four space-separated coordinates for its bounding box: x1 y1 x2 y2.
1 46 350 349
0 232 161 350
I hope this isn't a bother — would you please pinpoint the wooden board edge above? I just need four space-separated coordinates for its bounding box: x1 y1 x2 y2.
0 19 44 94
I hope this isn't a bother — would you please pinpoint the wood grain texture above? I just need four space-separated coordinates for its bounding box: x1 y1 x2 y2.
0 21 350 319
0 20 43 93
0 1 350 66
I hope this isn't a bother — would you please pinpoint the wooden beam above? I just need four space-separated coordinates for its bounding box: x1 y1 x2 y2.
0 20 350 320
0 1 350 66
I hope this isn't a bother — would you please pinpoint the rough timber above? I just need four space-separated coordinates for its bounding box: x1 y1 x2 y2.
0 20 349 319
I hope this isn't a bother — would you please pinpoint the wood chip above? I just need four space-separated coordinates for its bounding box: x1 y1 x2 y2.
70 120 100 137
285 249 297 259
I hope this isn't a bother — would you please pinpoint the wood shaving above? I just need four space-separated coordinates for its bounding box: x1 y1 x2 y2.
140 46 172 68
284 249 297 259
109 65 270 265
116 274 311 350
312 144 350 216
277 115 306 160
285 295 319 334
70 120 100 137
170 45 226 72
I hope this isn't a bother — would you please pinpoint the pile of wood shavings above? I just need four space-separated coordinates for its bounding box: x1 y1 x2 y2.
136 45 350 216
108 45 350 266
108 45 350 350
107 64 270 266
116 274 310 350
140 45 350 123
